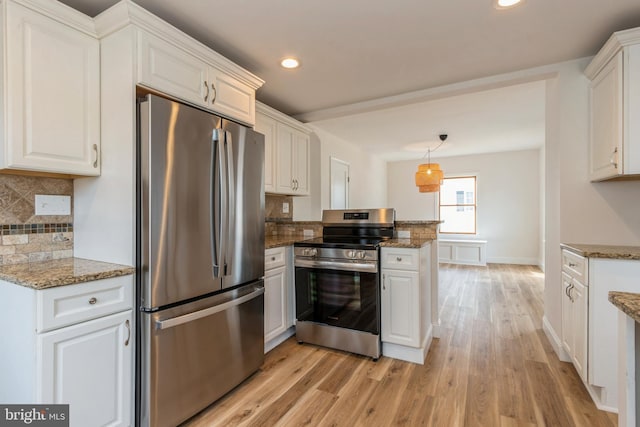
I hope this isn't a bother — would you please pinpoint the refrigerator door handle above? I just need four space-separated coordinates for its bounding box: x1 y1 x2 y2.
219 130 229 276
224 130 235 277
155 286 265 330
211 129 225 278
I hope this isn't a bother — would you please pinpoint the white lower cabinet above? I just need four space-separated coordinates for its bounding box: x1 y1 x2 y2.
560 247 640 412
381 269 419 347
264 264 287 343
0 275 134 427
561 270 588 382
264 246 295 352
380 245 432 364
39 311 132 427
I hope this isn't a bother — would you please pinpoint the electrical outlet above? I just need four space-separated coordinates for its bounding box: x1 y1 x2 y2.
35 195 71 216
303 229 314 237
397 230 411 238
282 202 289 214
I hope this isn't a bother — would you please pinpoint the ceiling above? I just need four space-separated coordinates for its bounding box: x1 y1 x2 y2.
59 0 640 160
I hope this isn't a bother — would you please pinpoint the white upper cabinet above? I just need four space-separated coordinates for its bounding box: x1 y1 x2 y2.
137 30 208 107
585 28 640 181
255 113 277 192
136 29 258 126
207 66 255 125
2 1 100 176
256 102 311 196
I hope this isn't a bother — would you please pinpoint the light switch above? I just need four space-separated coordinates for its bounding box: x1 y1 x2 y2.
35 195 71 216
282 202 289 214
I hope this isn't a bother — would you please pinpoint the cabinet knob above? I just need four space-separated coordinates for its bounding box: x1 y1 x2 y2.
396 257 402 262
89 297 97 305
568 262 576 267
271 256 276 261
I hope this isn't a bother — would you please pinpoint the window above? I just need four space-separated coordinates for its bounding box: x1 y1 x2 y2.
439 176 476 234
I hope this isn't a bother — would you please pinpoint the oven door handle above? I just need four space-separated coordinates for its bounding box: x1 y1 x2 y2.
295 259 378 273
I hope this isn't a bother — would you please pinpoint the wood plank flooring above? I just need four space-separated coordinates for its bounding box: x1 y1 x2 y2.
183 264 618 426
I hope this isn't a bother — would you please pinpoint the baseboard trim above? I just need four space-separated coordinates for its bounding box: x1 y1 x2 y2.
265 326 295 353
487 256 539 265
382 325 433 365
542 315 571 362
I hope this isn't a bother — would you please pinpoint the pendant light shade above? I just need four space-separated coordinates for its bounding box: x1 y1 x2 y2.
415 163 443 193
414 134 448 193
418 183 441 193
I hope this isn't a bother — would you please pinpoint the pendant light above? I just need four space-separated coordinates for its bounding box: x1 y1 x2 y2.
415 134 447 193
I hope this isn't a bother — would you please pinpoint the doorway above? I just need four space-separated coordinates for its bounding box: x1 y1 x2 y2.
330 157 350 209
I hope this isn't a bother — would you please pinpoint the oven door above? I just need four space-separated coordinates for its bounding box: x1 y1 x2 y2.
294 259 380 334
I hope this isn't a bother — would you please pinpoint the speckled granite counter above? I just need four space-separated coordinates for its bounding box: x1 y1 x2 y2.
0 257 135 290
379 238 434 249
561 243 640 260
609 291 640 323
266 235 313 249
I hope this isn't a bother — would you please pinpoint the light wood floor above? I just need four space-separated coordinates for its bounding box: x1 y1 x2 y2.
183 264 617 426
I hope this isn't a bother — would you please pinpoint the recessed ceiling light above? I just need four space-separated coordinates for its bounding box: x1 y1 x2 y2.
280 57 300 69
495 0 524 9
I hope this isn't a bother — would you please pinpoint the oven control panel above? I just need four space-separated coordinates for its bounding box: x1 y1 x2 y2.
294 247 378 262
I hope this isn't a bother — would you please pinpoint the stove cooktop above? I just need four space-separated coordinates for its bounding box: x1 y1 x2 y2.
294 236 389 250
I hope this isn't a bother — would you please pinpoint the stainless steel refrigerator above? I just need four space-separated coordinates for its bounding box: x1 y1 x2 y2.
136 94 265 427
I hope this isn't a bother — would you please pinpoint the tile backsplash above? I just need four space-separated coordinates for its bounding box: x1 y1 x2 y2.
266 194 293 220
0 174 74 265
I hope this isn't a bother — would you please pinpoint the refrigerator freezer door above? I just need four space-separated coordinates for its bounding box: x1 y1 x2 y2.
221 120 265 288
139 95 224 309
139 282 265 427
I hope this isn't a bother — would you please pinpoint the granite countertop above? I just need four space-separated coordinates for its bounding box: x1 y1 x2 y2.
609 291 640 323
379 238 434 248
0 257 135 290
266 235 313 249
561 243 640 260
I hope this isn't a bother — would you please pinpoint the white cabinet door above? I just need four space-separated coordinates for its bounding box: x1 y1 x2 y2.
381 269 420 347
38 311 132 427
137 30 208 108
264 266 287 343
561 272 573 355
5 2 100 175
255 114 277 192
589 51 623 181
275 124 295 194
208 67 255 126
293 130 310 195
572 280 588 382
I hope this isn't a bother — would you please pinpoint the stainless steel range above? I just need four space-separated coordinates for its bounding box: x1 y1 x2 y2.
294 208 395 359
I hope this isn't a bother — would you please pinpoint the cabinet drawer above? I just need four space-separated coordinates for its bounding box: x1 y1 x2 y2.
37 276 134 333
265 247 286 271
562 249 588 283
381 248 419 271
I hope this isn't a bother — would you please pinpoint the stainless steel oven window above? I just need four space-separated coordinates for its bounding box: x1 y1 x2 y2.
295 267 379 334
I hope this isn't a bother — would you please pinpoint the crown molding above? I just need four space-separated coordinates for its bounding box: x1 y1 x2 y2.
256 101 311 134
584 27 640 79
11 0 95 35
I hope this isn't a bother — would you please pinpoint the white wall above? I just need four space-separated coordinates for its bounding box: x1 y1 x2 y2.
294 126 388 220
388 149 541 265
544 59 640 349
